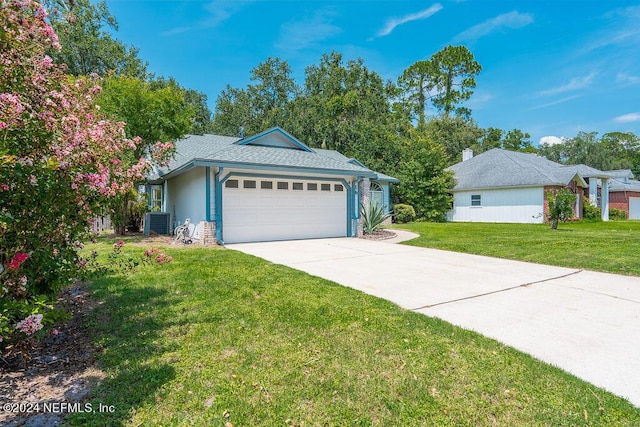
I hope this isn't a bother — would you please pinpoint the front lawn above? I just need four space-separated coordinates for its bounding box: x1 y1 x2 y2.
68 239 640 426
396 221 640 276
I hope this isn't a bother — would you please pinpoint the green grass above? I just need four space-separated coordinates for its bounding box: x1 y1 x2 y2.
67 238 640 426
396 221 640 276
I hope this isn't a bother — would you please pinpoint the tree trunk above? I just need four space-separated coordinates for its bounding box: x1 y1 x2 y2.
551 218 558 230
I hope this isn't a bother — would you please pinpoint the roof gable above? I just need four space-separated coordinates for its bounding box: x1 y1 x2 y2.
235 127 314 153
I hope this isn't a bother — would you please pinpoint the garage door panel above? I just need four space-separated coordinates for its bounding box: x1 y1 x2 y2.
223 179 348 243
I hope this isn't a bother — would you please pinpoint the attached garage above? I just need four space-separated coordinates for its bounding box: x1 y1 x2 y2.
145 127 398 244
222 178 348 243
629 197 640 220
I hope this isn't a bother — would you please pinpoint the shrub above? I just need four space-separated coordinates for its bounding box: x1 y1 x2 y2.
393 204 416 223
0 1 167 356
361 202 391 235
545 188 575 230
582 202 602 221
609 208 627 221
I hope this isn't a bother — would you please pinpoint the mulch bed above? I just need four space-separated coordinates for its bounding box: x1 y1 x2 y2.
359 229 397 240
0 281 105 427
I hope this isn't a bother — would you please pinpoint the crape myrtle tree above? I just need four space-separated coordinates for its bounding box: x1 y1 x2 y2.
0 0 170 349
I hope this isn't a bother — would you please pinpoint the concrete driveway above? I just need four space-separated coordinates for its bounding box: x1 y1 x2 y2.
227 236 640 407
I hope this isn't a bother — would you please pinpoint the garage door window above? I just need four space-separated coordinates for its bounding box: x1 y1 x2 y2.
277 182 288 190
334 184 344 192
261 181 273 189
244 180 256 189
307 183 317 191
292 182 303 190
321 183 331 191
225 179 239 188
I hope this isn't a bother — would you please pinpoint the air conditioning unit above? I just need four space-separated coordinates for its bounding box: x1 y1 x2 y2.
144 212 171 235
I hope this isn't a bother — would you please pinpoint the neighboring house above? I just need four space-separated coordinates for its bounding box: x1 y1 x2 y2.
607 169 640 219
144 127 398 244
447 148 612 223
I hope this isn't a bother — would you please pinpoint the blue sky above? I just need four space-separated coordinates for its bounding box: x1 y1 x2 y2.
104 0 640 145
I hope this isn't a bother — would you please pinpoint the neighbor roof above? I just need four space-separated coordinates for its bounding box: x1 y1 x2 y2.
447 148 592 191
149 127 397 183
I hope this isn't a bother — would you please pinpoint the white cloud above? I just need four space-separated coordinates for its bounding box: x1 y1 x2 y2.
529 94 582 110
537 72 597 96
275 10 342 54
376 4 443 38
617 73 640 85
162 1 249 36
452 11 533 43
539 136 564 146
614 113 640 123
578 5 640 56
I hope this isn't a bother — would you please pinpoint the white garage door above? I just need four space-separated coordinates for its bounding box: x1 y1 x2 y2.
629 197 640 220
222 178 348 243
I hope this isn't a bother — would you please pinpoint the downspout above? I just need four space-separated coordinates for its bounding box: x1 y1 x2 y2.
205 167 211 222
354 177 362 237
214 168 224 244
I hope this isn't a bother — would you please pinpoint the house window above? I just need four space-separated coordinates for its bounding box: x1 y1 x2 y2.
334 184 344 192
321 183 331 191
243 180 256 189
151 185 162 211
292 182 303 190
261 181 273 190
277 182 289 190
225 179 239 188
370 182 383 207
471 194 481 207
307 183 318 191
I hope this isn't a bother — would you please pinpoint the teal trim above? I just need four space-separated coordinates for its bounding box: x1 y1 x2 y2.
214 168 224 244
155 160 376 182
235 127 315 153
348 158 367 168
219 171 354 239
145 184 151 210
205 167 211 222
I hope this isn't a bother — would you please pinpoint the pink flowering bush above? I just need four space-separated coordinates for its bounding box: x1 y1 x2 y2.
0 0 171 354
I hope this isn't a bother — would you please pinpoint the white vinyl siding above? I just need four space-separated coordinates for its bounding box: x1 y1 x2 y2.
449 187 544 223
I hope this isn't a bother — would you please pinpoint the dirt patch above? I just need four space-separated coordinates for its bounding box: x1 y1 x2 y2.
359 230 397 241
0 282 105 427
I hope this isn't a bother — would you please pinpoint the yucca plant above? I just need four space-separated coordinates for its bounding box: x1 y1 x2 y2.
361 201 391 235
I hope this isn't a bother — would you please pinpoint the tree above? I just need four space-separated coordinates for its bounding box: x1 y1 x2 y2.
502 129 537 153
394 129 455 221
397 60 435 127
428 46 482 117
546 188 575 230
150 77 213 135
0 0 156 349
538 131 640 174
97 75 193 233
211 57 297 137
288 52 404 173
47 0 147 77
423 116 483 164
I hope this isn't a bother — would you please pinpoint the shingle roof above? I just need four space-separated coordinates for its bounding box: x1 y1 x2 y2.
150 131 397 182
609 178 640 192
447 148 592 190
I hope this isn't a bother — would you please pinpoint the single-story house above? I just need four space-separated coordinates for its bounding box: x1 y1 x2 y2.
607 169 640 219
143 127 398 244
446 148 612 223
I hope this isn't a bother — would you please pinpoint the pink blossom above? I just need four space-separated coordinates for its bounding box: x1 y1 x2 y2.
7 252 29 270
15 314 44 335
